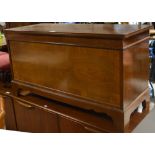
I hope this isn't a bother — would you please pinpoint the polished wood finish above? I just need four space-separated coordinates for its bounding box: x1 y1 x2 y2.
14 99 59 132
59 117 103 133
15 93 115 133
123 41 150 108
0 82 150 132
4 24 151 132
0 96 5 128
10 42 121 108
3 96 17 130
5 23 150 39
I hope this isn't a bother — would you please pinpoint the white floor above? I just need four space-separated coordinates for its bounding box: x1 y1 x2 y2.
133 108 155 132
133 83 155 132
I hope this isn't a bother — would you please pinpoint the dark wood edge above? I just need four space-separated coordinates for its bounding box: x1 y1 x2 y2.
57 115 107 133
124 88 150 112
123 36 150 49
0 88 114 132
7 39 122 50
124 26 152 38
5 34 149 51
12 80 123 112
120 49 124 109
4 31 123 50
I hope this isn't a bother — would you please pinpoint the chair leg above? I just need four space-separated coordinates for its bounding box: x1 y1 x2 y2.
0 70 11 83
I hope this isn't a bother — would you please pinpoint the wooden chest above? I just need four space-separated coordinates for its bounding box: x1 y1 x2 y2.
5 24 151 132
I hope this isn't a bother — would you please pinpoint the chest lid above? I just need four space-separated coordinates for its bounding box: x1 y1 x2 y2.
5 23 151 39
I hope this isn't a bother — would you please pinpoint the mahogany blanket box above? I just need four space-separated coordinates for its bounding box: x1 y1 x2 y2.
4 24 151 132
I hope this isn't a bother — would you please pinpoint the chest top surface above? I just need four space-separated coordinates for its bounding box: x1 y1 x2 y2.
5 23 151 39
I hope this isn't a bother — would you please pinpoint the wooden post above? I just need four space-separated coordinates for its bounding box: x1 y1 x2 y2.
0 95 5 129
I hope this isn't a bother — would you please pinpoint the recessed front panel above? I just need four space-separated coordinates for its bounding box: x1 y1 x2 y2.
10 41 121 108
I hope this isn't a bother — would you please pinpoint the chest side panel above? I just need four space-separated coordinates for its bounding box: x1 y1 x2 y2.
123 40 149 108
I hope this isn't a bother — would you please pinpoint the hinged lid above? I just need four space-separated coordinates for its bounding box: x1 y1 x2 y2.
5 23 151 39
